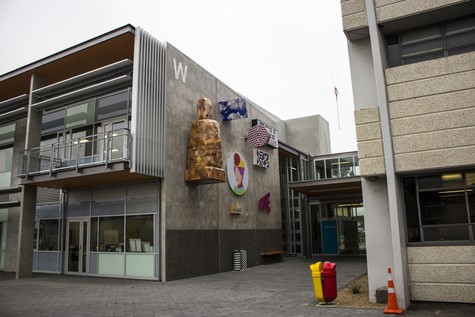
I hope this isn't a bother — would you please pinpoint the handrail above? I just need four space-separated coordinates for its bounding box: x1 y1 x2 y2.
20 128 131 177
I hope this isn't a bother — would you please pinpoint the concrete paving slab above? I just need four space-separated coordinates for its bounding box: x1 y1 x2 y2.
0 256 472 316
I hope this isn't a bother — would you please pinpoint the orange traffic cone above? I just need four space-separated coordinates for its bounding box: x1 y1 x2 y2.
384 268 403 314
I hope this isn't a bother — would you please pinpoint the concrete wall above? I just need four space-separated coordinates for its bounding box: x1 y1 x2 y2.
163 44 282 281
3 117 27 272
387 52 475 173
407 246 475 303
360 177 393 302
284 115 331 156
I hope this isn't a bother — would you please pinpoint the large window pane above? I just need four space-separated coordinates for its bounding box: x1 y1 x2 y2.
42 109 65 134
403 177 421 242
326 158 339 178
468 189 475 224
90 218 98 252
340 157 354 177
0 147 13 187
401 25 441 45
99 216 124 252
401 39 444 59
38 219 60 251
0 123 15 146
66 101 95 129
446 31 475 50
127 195 158 214
315 160 325 179
36 204 60 219
418 173 463 189
96 90 129 121
126 215 154 252
423 226 470 241
92 199 124 216
419 191 468 225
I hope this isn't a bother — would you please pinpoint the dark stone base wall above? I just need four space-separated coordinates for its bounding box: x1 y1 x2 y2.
166 229 282 281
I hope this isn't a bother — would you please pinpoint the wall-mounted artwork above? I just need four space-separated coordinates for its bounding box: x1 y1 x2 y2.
247 124 270 148
252 119 278 148
185 98 226 183
219 98 248 121
253 149 270 168
259 193 271 213
226 151 249 196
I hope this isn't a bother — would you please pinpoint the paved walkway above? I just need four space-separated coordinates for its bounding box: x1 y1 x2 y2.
0 256 473 316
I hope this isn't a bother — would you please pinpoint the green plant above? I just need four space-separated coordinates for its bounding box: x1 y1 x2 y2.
350 283 362 294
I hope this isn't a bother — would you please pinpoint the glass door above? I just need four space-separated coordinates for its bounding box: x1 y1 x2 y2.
97 120 126 162
66 219 88 274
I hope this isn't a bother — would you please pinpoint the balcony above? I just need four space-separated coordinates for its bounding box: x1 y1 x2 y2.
18 128 152 189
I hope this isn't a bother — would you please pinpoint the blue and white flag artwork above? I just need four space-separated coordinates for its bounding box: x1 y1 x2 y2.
219 98 248 121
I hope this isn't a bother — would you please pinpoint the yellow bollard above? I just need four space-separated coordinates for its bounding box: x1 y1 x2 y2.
309 262 325 302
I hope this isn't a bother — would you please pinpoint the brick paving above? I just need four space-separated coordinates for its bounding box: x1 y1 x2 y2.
0 256 472 316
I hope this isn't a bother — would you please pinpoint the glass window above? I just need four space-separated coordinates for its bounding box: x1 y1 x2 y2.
126 195 158 214
419 191 468 225
91 199 124 216
354 156 360 176
66 100 95 129
404 171 474 244
418 173 463 189
326 158 339 178
0 147 13 187
96 90 129 121
445 16 475 36
36 204 60 219
446 31 475 50
387 16 475 67
0 123 15 146
38 219 60 251
315 160 325 179
126 215 154 252
401 39 444 59
98 216 124 252
42 109 65 134
290 157 299 181
340 157 354 177
403 178 421 242
401 25 441 46
0 147 13 173
423 226 470 241
90 218 98 252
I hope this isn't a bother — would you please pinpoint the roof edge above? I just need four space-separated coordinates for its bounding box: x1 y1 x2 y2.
0 24 136 81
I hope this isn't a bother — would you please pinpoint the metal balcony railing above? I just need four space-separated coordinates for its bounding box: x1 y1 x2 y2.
20 128 131 178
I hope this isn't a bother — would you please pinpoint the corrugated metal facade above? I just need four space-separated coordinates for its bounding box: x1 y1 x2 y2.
130 28 166 177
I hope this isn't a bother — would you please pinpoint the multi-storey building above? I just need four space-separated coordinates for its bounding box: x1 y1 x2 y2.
341 0 475 306
0 25 333 281
0 25 338 280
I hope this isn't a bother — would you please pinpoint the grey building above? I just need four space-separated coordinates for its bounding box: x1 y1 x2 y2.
0 25 332 281
341 0 475 306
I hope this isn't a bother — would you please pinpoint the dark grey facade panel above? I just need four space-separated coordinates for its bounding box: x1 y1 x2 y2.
131 28 165 178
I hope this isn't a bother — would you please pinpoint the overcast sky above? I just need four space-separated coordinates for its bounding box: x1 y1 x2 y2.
0 0 356 153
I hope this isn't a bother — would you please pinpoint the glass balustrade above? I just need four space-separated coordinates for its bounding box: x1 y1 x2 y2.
20 128 131 176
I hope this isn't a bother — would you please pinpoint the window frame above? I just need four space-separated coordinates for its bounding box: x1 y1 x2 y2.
403 170 475 245
386 15 475 67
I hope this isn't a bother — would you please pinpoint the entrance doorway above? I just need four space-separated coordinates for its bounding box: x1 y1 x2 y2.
309 202 366 255
66 219 88 274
